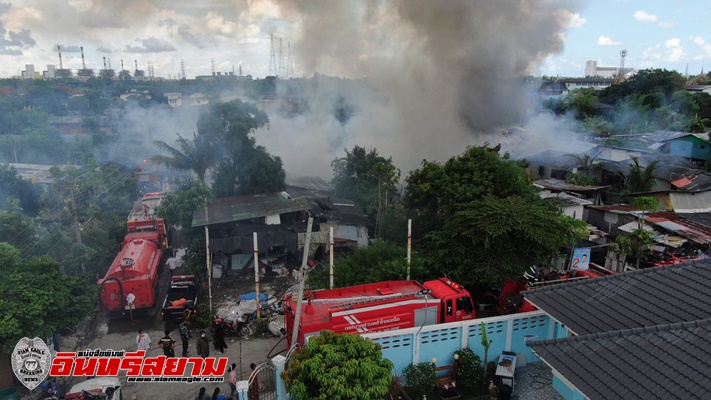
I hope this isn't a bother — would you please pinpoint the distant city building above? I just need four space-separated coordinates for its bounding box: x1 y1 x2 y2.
539 77 616 96
43 65 56 79
585 60 634 78
21 64 36 79
163 92 209 108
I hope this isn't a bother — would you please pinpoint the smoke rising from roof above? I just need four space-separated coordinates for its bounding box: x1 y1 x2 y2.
253 0 580 177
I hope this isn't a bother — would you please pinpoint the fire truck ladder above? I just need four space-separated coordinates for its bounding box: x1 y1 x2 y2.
329 291 428 311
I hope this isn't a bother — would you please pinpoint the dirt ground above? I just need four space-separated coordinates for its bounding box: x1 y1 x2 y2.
19 260 298 400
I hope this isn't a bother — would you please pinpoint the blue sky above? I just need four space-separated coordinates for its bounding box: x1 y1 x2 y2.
541 1 711 77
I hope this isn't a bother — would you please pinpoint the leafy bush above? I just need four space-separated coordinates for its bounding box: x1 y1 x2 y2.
282 331 394 400
402 362 436 397
253 317 271 336
455 348 483 388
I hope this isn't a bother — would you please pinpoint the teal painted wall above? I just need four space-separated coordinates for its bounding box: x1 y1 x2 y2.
668 136 710 160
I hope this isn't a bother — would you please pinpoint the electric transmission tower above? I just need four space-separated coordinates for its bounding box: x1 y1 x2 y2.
269 34 277 76
287 42 295 78
615 50 627 84
278 38 285 78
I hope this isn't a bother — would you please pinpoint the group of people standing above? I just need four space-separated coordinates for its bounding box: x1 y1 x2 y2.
133 309 258 400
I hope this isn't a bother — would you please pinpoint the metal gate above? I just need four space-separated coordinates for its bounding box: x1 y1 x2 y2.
284 343 301 370
247 361 276 400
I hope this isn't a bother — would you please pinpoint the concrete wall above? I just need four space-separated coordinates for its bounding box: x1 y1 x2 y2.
361 311 551 376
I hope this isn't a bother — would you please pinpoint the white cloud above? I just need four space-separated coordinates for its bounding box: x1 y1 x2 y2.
691 36 711 59
665 38 686 62
597 36 622 46
634 10 658 23
555 9 586 29
658 22 674 28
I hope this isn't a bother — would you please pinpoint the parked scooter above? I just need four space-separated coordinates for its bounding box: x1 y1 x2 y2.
213 313 253 337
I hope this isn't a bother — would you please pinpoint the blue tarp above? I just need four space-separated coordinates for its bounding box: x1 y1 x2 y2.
239 292 268 302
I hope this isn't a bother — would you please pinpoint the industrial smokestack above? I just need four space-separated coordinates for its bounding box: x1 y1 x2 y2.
57 45 63 70
135 60 138 71
121 60 124 71
81 46 86 69
103 56 107 70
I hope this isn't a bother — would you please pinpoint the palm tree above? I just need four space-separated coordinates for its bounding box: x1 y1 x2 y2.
151 132 219 183
566 151 602 175
619 156 659 193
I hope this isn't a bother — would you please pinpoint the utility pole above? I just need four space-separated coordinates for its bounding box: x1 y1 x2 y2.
254 232 260 319
205 198 213 314
329 226 334 289
69 183 82 245
291 217 314 347
407 219 412 280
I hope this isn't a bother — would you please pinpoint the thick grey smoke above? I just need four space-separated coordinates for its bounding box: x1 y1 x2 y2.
252 0 580 178
100 0 582 181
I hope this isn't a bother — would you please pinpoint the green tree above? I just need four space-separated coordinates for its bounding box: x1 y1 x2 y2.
158 182 212 230
566 151 601 176
306 241 427 289
619 157 659 193
152 132 219 183
331 146 400 238
196 100 285 196
0 243 95 352
565 88 600 119
0 164 41 215
426 195 587 287
616 197 658 270
282 330 394 400
406 145 587 287
599 68 687 105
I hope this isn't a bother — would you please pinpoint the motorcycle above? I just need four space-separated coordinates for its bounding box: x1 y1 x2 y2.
213 313 253 337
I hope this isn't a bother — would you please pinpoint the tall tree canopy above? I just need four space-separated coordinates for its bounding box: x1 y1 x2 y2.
0 164 41 215
0 243 95 352
196 99 285 197
331 146 400 238
282 331 394 400
405 145 587 287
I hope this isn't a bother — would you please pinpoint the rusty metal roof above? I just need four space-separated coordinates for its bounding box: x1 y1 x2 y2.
645 212 711 244
191 192 309 227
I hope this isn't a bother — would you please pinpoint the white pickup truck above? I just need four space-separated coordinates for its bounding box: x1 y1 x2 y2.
63 377 122 400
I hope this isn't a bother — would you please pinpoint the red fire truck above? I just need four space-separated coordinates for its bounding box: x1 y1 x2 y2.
97 193 168 312
284 277 475 346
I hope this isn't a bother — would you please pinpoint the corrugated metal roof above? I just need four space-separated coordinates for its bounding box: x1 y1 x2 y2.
191 192 309 227
645 213 711 244
529 318 711 400
643 130 693 142
534 179 608 192
524 259 711 336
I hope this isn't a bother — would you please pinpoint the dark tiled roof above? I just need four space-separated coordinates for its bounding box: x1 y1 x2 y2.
524 259 711 335
529 318 711 400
